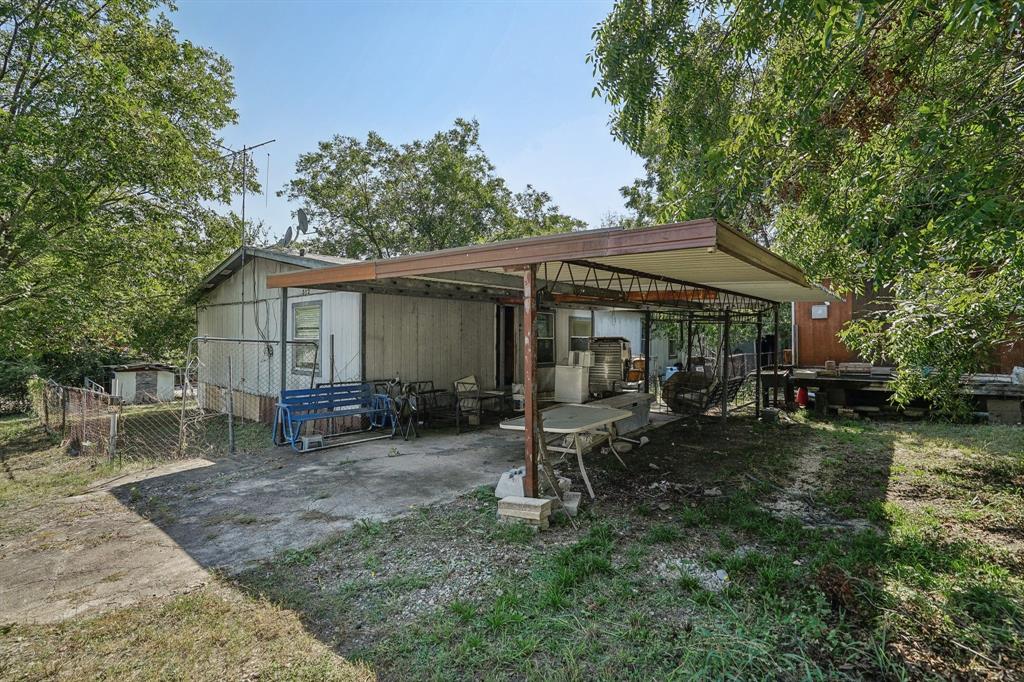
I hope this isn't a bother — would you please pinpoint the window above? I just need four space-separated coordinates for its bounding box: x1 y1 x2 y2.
569 315 592 352
536 312 554 365
292 301 321 373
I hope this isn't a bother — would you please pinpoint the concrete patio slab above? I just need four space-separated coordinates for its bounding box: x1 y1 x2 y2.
0 427 522 623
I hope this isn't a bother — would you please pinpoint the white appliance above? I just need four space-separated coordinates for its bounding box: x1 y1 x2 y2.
554 365 589 403
568 350 594 367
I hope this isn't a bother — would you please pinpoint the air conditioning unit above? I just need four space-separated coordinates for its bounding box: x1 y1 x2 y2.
568 350 594 367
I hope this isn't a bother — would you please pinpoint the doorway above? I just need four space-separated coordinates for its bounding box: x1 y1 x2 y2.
496 305 516 387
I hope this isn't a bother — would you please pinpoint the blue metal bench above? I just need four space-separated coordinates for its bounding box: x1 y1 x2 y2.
273 383 396 452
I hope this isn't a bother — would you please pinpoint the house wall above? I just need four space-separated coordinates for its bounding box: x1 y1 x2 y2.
113 372 135 403
593 310 671 378
156 371 174 401
363 293 498 391
793 297 859 367
516 309 672 391
196 257 362 400
992 339 1024 374
794 283 1023 372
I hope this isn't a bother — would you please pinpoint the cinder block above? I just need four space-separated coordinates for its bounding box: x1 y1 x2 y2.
561 491 582 517
497 517 542 532
494 467 526 498
497 507 548 521
498 496 552 515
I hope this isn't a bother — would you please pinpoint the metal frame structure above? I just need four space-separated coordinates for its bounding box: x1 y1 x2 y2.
265 219 833 498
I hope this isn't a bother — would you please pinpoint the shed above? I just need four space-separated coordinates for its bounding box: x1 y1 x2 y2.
110 363 176 404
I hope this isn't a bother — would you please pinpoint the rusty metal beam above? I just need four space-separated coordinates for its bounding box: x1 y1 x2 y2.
522 265 538 498
565 259 776 309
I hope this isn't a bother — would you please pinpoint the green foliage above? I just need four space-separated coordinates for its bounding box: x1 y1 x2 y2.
840 267 1013 417
590 1 1024 405
284 119 585 259
0 360 40 412
0 1 244 368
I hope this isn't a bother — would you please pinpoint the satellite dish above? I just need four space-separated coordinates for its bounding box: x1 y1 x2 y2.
275 225 293 248
274 208 313 249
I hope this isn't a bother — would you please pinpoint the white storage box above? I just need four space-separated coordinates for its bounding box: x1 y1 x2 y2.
589 392 653 434
554 365 589 403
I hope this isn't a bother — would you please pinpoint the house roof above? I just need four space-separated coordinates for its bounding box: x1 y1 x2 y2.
198 246 358 293
264 220 836 314
106 362 176 373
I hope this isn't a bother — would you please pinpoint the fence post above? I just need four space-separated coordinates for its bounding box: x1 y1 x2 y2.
79 390 86 452
108 412 118 460
227 356 236 455
61 389 67 440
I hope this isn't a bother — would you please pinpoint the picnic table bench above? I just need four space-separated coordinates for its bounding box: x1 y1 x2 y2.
273 382 396 452
500 403 633 499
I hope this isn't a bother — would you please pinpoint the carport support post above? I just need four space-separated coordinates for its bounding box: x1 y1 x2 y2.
755 314 763 420
678 320 685 365
522 264 539 498
685 317 694 371
721 312 730 424
772 304 780 408
279 287 289 394
642 310 651 393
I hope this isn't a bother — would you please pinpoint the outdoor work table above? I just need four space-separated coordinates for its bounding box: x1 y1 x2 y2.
500 403 633 499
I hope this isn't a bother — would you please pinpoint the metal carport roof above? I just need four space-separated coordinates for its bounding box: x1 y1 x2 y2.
264 219 834 312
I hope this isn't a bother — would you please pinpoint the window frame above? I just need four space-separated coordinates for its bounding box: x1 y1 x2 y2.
291 300 322 375
536 310 555 366
568 314 592 353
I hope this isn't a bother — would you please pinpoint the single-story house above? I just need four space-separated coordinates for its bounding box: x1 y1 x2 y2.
194 246 673 420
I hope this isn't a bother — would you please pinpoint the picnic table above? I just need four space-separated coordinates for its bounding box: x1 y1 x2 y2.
500 403 633 499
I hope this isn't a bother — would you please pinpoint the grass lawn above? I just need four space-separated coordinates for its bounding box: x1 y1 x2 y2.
1 411 1022 680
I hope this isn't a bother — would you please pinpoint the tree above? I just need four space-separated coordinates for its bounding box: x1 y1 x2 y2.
284 119 584 259
590 1 1024 414
0 0 245 368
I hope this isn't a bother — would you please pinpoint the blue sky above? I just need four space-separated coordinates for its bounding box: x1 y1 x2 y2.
171 0 644 240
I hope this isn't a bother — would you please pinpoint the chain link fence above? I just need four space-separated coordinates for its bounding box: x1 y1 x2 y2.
180 337 321 457
31 379 121 457
27 337 323 461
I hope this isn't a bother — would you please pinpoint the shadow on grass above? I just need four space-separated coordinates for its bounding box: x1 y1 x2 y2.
56 407 1021 680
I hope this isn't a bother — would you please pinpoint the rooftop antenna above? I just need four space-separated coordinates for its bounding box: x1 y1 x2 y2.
220 138 275 337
